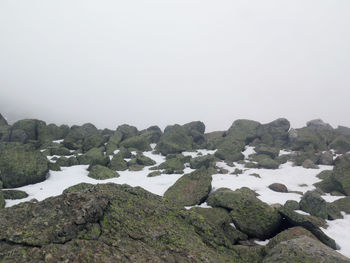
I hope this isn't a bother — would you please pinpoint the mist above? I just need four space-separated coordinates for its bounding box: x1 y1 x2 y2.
1 0 349 132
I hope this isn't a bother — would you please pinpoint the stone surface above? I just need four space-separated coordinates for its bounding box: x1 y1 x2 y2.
88 165 120 180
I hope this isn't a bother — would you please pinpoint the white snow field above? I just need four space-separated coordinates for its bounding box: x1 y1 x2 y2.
3 145 350 258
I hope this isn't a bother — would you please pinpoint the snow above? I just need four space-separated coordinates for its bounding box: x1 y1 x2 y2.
321 194 345 203
184 202 212 210
182 149 216 158
212 161 332 205
242 146 256 158
322 213 350 258
255 239 269 246
52 139 64 144
295 210 311 216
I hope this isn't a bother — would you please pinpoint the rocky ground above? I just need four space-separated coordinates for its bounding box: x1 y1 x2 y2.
0 114 350 262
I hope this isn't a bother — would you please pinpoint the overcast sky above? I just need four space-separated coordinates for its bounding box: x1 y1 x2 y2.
0 1 349 132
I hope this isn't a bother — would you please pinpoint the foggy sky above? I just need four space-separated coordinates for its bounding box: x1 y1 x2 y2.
1 0 350 132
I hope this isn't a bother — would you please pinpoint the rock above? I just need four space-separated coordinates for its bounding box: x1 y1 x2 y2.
118 146 132 158
50 146 72 156
183 121 206 147
0 143 49 188
0 125 11 142
292 151 320 166
157 157 185 174
320 151 334 165
314 170 342 194
105 130 123 155
331 136 350 154
204 131 225 149
215 143 245 162
55 156 79 167
135 153 156 166
78 147 109 167
289 127 328 152
10 119 46 143
231 168 243 175
0 191 4 208
266 226 318 250
332 197 350 214
108 152 128 171
82 133 105 153
48 162 61 171
326 203 343 220
156 124 193 155
128 164 144 171
299 191 328 219
88 165 119 180
9 128 28 143
0 183 258 262
262 236 350 263
333 154 350 195
190 207 248 244
278 207 336 249
207 187 282 239
307 119 333 130
190 154 216 169
45 124 70 140
284 200 300 210
226 119 261 143
302 159 319 169
0 114 8 126
251 154 280 169
2 190 28 200
63 183 94 194
147 171 162 177
119 135 151 151
254 145 280 159
116 124 138 140
268 183 288 193
63 123 99 150
140 126 162 143
164 167 212 206
257 118 290 147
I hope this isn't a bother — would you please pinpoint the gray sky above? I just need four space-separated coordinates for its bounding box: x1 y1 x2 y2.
0 0 349 132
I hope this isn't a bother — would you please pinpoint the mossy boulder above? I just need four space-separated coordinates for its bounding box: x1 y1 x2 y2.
215 143 245 162
156 124 193 155
88 165 119 180
257 118 290 147
284 200 300 210
333 154 350 195
0 114 8 126
56 156 79 167
135 153 156 166
10 119 49 143
0 191 4 208
314 170 343 194
105 130 123 155
82 133 105 153
250 154 280 169
330 135 350 154
164 168 212 206
119 135 151 151
183 121 206 148
190 154 217 169
190 207 248 244
263 236 350 263
147 171 162 177
108 152 128 171
63 183 94 194
225 119 260 143
0 143 49 188
50 146 72 156
332 197 350 214
207 187 282 239
63 123 99 150
302 159 319 169
278 206 336 249
266 226 318 250
116 124 138 140
2 190 28 200
289 127 329 152
0 183 262 262
254 145 280 159
77 147 109 167
158 157 185 174
140 125 162 143
299 191 328 219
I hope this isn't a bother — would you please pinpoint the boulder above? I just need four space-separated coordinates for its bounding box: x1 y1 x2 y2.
278 207 336 249
0 125 11 142
147 171 162 177
330 136 350 154
116 124 138 140
0 183 256 262
326 203 343 220
10 119 45 142
257 118 290 147
284 200 300 210
135 153 156 166
82 133 105 153
183 121 206 147
332 197 350 214
50 146 72 156
157 157 185 174
164 167 212 206
289 127 328 152
45 124 70 140
333 154 350 195
226 119 260 143
63 183 94 194
105 131 123 155
302 159 319 169
140 126 162 143
320 151 334 165
299 191 328 219
77 147 109 167
56 156 79 167
215 143 245 162
268 183 288 193
88 165 119 180
207 187 282 239
108 152 128 171
0 143 49 188
119 135 151 151
266 226 318 250
0 191 4 208
250 154 280 169
9 128 27 143
262 236 350 263
254 145 280 159
156 124 193 155
190 154 217 169
314 170 342 194
190 207 248 244
0 114 8 126
63 123 99 150
2 190 28 200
